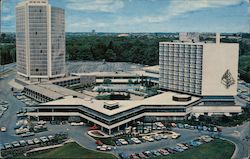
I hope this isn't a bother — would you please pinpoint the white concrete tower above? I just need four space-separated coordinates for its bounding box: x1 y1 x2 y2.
16 0 65 82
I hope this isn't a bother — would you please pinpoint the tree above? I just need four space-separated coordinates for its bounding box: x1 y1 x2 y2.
103 78 112 85
105 49 116 61
128 79 133 85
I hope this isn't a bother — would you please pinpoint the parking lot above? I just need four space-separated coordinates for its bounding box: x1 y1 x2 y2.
0 66 249 159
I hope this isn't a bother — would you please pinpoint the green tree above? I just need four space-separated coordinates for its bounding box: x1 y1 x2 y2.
105 49 116 61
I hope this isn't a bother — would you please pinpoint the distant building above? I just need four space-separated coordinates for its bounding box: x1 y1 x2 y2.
117 33 129 37
91 29 95 35
159 33 238 97
179 32 200 42
16 0 65 83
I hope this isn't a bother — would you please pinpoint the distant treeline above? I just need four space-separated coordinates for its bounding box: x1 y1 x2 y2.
65 36 175 65
0 33 250 82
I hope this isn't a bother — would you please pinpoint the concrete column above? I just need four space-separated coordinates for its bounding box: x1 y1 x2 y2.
118 126 120 131
108 129 111 135
101 127 103 131
52 116 54 121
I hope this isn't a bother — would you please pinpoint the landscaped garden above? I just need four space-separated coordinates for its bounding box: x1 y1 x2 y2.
96 93 130 100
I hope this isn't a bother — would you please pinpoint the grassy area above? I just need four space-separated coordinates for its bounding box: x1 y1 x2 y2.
155 139 235 159
15 142 117 159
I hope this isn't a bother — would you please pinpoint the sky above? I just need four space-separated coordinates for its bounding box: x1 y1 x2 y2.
1 0 250 33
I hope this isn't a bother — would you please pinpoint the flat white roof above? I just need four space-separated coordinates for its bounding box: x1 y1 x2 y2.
40 91 201 116
25 84 85 99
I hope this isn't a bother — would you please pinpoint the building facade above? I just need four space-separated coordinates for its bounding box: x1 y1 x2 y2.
159 36 239 97
16 0 65 82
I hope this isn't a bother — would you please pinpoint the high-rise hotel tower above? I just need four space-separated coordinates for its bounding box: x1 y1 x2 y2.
159 34 239 97
16 0 65 82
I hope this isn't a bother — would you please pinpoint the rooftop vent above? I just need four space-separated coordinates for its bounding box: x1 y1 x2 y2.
172 94 191 102
103 101 119 110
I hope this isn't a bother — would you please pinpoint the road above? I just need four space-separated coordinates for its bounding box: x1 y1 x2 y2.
221 121 250 159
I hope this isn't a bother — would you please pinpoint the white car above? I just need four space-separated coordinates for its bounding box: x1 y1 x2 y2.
131 138 141 144
33 138 41 144
171 134 180 139
177 143 188 150
97 145 111 151
1 127 6 132
37 120 47 125
118 139 128 145
142 136 154 142
155 122 164 127
70 122 84 126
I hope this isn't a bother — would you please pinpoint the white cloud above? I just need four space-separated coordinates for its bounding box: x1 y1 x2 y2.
114 0 244 25
66 17 109 32
66 0 124 13
2 15 14 21
168 0 243 18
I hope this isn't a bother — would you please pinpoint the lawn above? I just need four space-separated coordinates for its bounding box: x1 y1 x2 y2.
15 142 117 159
155 139 235 159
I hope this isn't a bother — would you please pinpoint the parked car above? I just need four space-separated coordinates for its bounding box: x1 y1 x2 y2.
177 123 184 128
27 140 34 145
203 126 208 131
173 146 184 152
165 148 176 154
19 140 27 146
33 138 41 144
1 127 6 132
143 151 154 158
12 141 21 148
188 140 199 147
40 136 49 142
171 123 177 127
130 153 140 159
4 143 12 149
197 126 203 131
21 132 35 138
177 143 188 150
48 135 54 141
152 150 161 156
142 136 154 142
184 124 190 129
115 140 122 146
158 149 169 156
138 152 148 158
171 133 180 139
0 144 4 150
131 138 142 144
96 144 111 151
127 138 135 144
118 139 128 145
118 152 130 159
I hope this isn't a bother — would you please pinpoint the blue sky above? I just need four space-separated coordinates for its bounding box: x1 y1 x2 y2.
1 0 249 33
